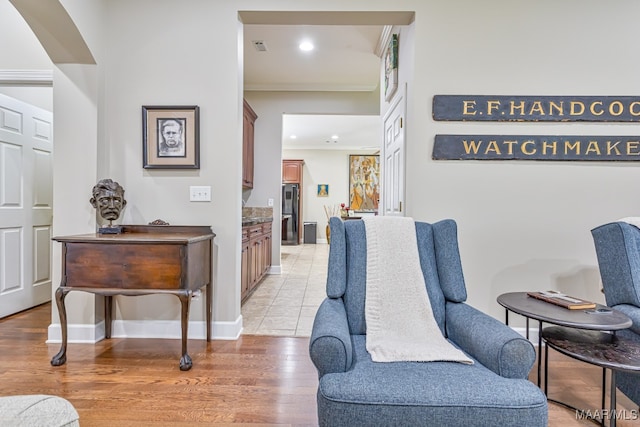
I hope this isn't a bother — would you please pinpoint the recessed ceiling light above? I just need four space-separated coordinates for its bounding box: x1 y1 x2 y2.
290 135 297 139
299 40 314 52
331 135 339 140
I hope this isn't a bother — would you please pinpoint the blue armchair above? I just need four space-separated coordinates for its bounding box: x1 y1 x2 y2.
591 221 640 405
309 218 548 426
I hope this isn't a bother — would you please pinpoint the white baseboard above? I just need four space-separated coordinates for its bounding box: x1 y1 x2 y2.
47 322 105 344
47 316 243 343
210 317 243 340
46 319 540 347
268 265 282 274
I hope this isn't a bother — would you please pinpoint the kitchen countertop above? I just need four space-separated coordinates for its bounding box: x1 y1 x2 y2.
242 216 273 226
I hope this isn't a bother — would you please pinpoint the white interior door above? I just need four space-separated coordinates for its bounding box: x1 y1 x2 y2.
0 94 53 318
381 86 405 216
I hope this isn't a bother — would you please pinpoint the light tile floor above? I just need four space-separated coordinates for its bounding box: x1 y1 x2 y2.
241 243 329 336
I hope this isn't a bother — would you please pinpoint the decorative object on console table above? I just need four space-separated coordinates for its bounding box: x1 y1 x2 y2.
323 204 340 245
148 219 169 225
89 178 127 234
50 224 215 371
142 105 200 169
339 203 348 219
527 290 596 310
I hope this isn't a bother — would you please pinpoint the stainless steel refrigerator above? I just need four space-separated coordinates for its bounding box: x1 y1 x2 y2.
282 183 299 245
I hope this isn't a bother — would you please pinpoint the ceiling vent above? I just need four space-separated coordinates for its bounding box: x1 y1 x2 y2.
252 40 268 52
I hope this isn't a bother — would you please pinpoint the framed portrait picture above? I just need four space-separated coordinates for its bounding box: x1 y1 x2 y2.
384 34 398 102
142 105 200 169
317 184 329 197
349 155 380 212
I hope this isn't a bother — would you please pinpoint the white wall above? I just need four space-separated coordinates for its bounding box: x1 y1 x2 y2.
0 1 53 111
7 0 640 339
100 1 243 334
0 2 52 70
402 1 640 323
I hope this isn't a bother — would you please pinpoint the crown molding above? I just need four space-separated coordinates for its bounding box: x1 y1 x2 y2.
244 82 378 92
0 70 53 86
375 26 394 58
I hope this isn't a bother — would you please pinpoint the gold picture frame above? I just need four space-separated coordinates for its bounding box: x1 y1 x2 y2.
142 105 200 169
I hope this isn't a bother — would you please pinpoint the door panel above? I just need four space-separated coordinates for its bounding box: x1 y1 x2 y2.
1 143 22 208
382 86 405 216
1 228 21 292
33 226 51 284
0 94 53 318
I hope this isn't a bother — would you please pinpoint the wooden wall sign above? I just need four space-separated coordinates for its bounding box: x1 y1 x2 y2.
433 135 640 161
433 95 640 122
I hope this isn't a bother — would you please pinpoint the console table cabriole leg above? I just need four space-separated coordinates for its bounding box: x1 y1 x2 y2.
178 291 192 371
51 287 70 366
206 282 212 342
105 295 113 339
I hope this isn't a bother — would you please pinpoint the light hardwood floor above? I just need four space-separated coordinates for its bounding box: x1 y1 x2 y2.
0 303 318 426
2 240 639 426
1 303 639 426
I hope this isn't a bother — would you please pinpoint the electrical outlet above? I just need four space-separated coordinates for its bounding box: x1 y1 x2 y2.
190 186 211 202
268 198 274 207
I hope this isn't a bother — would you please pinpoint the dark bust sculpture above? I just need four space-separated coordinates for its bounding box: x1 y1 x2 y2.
90 179 127 233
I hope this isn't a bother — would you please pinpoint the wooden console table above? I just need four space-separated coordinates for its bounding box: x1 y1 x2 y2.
50 225 215 371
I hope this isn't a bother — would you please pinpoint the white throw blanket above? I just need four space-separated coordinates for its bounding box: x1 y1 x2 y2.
364 216 473 364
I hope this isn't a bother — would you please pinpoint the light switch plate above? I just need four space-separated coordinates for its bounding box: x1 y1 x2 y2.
190 186 211 202
268 198 274 207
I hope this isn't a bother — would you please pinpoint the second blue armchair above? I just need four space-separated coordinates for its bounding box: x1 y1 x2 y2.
592 220 640 406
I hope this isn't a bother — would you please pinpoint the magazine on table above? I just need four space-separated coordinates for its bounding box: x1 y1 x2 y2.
527 290 596 310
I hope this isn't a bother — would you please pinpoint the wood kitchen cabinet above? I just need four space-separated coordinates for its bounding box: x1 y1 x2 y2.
241 221 272 302
282 159 303 183
242 99 257 189
241 227 250 297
